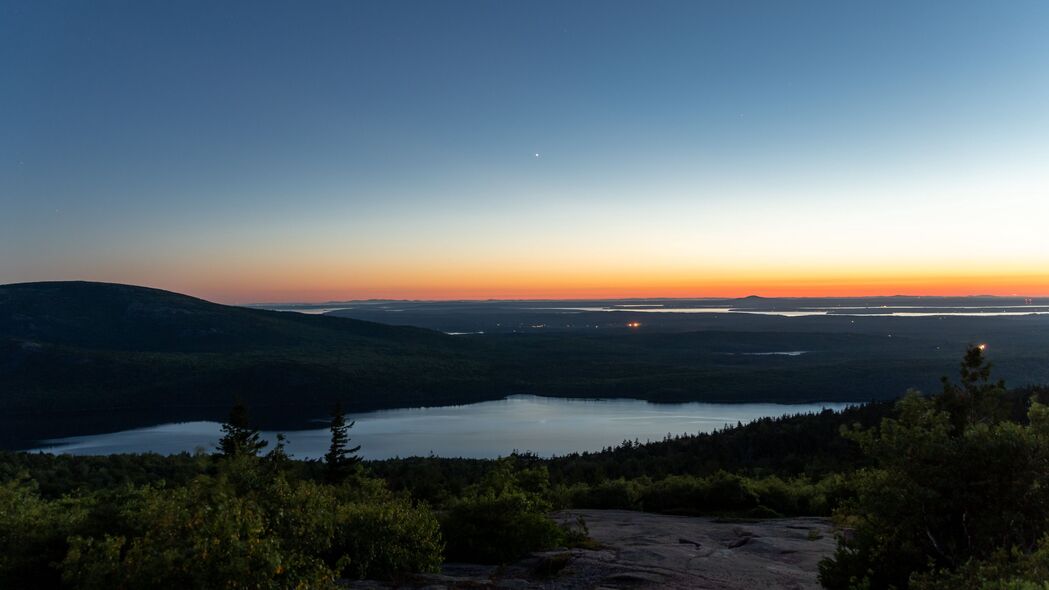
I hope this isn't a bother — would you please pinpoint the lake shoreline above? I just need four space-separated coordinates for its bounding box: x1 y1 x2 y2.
16 395 856 459
1 392 868 452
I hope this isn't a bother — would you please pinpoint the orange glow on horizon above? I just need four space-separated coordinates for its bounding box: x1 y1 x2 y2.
170 270 1049 304
37 254 1049 304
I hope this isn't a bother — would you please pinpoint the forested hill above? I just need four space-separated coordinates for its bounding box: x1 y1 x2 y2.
0 281 496 415
0 281 451 351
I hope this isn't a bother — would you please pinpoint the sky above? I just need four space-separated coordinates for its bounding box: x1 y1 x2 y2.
2 1 1049 303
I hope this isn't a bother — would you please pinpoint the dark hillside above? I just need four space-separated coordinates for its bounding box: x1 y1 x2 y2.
0 282 497 420
0 281 451 352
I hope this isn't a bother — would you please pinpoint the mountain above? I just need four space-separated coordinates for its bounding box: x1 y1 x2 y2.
0 281 454 351
0 281 496 415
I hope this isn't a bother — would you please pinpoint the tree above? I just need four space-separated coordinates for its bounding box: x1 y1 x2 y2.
217 400 268 458
819 348 1049 589
324 402 361 483
263 433 291 473
936 344 1007 433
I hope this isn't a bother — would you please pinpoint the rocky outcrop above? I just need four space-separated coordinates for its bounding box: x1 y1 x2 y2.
344 509 836 589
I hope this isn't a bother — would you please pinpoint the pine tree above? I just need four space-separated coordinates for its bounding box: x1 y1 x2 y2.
324 401 361 483
217 399 268 457
936 344 1007 432
264 433 291 466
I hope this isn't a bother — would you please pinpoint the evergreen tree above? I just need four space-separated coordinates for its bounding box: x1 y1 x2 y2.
324 402 361 482
217 399 268 457
936 344 1007 432
820 347 1048 589
264 433 291 469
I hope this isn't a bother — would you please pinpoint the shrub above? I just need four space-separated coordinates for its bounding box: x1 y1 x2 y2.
441 459 564 563
567 478 643 510
332 497 443 580
0 477 89 589
61 476 336 590
639 472 759 515
442 490 564 563
911 535 1049 589
58 464 443 589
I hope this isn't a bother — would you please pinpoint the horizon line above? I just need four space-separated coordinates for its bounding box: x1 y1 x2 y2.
5 280 1049 306
243 293 1049 307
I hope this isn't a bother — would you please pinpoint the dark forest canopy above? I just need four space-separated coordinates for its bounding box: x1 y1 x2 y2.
4 282 1049 435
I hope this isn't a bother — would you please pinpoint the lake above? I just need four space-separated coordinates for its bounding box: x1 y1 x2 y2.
29 395 853 459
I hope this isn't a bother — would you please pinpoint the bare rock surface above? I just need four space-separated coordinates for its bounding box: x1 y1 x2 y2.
343 509 836 589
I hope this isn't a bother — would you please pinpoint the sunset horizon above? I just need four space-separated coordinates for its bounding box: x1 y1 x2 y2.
5 2 1048 304
13 274 1049 305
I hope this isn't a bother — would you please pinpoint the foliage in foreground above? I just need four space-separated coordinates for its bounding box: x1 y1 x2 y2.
0 455 442 590
819 346 1049 589
441 460 566 563
560 470 850 518
5 346 1049 588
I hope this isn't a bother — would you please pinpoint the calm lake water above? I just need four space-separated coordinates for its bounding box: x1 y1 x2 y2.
30 395 852 459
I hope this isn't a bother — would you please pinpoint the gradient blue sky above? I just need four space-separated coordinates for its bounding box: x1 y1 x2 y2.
3 1 1048 302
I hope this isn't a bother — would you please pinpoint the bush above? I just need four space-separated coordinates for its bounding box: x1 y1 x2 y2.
332 497 443 580
560 471 844 518
744 474 846 516
639 472 759 515
61 475 336 590
54 461 443 589
0 477 89 589
567 478 643 510
441 460 564 563
911 535 1049 590
442 491 565 563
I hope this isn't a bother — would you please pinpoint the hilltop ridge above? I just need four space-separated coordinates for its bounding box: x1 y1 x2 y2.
0 281 446 352
0 281 493 420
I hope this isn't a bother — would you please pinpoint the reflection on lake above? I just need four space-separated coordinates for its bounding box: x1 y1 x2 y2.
30 395 852 459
